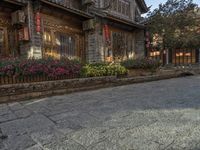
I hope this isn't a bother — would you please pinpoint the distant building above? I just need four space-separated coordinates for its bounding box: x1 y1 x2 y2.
146 8 200 66
0 0 148 62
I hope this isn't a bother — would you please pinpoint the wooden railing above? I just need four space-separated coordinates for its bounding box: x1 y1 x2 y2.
102 0 132 20
47 0 82 10
0 74 79 85
15 0 27 3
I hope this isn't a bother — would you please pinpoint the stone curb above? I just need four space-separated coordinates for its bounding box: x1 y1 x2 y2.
0 73 187 103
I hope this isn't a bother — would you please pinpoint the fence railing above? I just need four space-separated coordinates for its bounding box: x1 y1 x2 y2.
0 74 79 85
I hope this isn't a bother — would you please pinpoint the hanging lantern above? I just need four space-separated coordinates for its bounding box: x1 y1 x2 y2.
104 24 110 42
35 12 41 34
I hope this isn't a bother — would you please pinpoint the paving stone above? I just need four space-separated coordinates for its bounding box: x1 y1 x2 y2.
87 140 125 150
14 109 33 119
0 105 9 116
43 138 86 150
31 127 65 146
8 102 24 111
69 128 107 147
25 145 43 150
0 76 200 149
0 112 17 124
3 134 36 150
0 114 55 136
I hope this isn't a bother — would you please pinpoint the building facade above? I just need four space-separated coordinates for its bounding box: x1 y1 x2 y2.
147 33 200 66
146 8 200 66
0 0 148 62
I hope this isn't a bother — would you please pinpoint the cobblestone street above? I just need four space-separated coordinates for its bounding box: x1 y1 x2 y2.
1 76 200 150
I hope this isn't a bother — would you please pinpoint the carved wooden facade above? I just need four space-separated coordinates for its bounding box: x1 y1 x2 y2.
0 0 148 62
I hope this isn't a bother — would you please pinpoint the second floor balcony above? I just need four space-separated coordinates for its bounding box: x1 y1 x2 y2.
95 0 132 20
47 0 82 10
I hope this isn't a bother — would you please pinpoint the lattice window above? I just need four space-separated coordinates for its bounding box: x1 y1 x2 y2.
43 29 54 58
111 31 134 61
172 49 197 65
113 0 117 11
51 0 81 9
43 28 77 59
110 0 131 18
57 33 76 58
71 0 81 9
0 29 4 55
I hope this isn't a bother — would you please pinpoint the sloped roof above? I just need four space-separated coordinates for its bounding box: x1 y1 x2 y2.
40 0 93 19
136 0 148 13
3 0 26 6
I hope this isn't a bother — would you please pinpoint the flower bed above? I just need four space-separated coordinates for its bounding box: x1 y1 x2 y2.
0 58 128 85
0 58 82 84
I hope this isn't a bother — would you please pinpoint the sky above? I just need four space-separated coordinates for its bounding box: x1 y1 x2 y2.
145 0 200 11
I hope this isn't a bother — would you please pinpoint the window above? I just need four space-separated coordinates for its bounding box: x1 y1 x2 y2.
172 49 196 65
110 0 131 18
43 29 76 59
71 0 81 9
43 30 55 58
53 0 81 9
0 29 4 55
56 33 76 58
109 30 134 61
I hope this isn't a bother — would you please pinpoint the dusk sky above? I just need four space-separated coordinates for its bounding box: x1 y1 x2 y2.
145 0 200 11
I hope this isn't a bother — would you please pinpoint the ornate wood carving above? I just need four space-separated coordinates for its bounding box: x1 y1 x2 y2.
42 14 83 34
41 14 85 59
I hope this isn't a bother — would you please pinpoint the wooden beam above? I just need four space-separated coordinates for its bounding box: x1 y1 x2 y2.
40 0 93 19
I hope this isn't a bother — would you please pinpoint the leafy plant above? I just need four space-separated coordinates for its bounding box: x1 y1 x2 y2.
81 63 127 77
121 58 161 71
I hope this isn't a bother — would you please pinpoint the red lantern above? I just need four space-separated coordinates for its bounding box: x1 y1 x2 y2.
104 25 110 42
35 12 41 34
36 26 41 33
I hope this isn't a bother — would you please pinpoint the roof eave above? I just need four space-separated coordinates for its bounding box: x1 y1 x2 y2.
40 0 93 19
136 0 148 13
3 0 26 6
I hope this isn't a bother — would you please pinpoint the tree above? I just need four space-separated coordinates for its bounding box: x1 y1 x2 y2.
147 0 200 50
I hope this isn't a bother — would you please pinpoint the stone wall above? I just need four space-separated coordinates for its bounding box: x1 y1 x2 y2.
27 1 43 58
0 73 184 103
86 19 105 63
18 1 42 58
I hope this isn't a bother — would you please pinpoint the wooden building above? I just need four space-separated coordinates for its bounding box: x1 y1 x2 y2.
0 0 148 62
147 8 200 66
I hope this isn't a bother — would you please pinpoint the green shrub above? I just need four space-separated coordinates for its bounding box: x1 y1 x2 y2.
121 58 161 71
81 63 127 77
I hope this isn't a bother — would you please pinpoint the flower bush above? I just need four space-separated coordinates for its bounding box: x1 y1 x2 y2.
0 57 129 80
81 63 127 77
121 57 161 71
0 58 82 78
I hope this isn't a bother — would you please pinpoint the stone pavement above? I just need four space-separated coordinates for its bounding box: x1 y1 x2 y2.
1 76 200 150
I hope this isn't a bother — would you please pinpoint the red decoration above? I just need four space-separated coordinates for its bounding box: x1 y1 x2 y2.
104 25 110 42
35 12 41 34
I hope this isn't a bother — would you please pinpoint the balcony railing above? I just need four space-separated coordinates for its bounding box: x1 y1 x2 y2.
14 0 27 3
47 0 82 10
100 0 133 21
